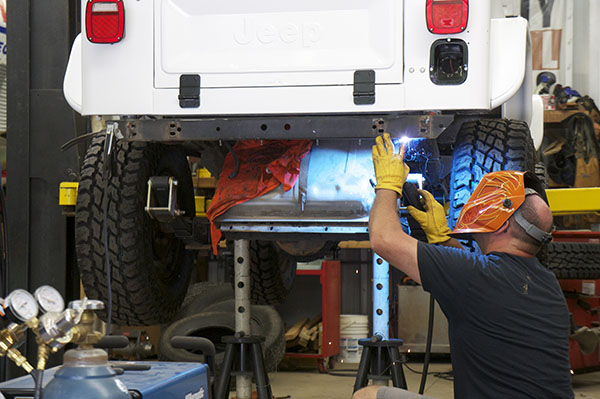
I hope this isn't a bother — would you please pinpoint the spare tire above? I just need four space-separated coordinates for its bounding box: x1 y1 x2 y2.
203 299 286 371
158 306 285 372
448 119 536 229
76 136 195 325
175 282 234 319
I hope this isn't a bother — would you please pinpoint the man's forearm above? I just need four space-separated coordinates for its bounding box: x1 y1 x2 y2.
369 189 403 244
369 189 421 284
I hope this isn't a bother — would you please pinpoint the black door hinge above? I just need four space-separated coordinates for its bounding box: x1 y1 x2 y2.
353 70 375 105
179 74 200 108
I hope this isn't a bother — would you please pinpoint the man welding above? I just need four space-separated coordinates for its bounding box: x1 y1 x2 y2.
354 133 573 399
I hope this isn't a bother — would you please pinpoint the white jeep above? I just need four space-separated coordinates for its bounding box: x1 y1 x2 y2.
64 0 544 325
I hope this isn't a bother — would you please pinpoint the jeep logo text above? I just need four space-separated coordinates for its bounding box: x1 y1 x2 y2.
234 17 321 47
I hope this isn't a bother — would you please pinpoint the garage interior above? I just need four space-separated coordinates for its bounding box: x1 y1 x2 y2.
1 0 600 398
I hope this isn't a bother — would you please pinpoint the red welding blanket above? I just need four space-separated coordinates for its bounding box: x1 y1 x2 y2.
206 140 313 254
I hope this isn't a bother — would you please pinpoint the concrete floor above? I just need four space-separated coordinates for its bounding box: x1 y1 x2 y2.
265 361 600 399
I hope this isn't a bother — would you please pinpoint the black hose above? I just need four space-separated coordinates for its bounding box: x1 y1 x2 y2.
33 369 44 399
0 173 8 297
418 294 435 394
102 134 113 334
0 166 7 382
102 190 112 334
60 130 105 152
223 142 239 179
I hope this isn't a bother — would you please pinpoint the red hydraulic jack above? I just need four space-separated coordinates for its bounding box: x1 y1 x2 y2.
560 278 600 374
554 231 600 374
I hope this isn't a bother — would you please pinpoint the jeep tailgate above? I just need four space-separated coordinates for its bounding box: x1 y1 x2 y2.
154 0 403 89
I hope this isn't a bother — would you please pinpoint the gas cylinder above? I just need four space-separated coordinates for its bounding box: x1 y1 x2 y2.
43 348 129 399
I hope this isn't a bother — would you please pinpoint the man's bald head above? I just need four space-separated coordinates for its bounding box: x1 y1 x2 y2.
508 194 553 255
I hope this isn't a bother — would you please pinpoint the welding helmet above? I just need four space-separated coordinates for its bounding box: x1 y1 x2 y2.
450 170 551 244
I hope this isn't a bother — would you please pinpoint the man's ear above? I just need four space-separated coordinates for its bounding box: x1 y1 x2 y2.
495 219 510 235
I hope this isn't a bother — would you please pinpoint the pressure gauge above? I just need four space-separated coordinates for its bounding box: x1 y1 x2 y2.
34 285 65 313
3 289 39 323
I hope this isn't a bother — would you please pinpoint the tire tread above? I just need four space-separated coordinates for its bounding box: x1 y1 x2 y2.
448 119 535 228
75 136 193 325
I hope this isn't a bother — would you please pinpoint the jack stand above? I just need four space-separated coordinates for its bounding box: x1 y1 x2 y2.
214 333 273 399
214 239 272 399
353 253 407 391
353 336 407 391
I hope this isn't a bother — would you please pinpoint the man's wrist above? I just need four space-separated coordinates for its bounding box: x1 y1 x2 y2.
374 187 402 204
375 185 403 197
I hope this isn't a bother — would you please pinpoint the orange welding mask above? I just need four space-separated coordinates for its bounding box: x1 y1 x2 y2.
450 170 549 238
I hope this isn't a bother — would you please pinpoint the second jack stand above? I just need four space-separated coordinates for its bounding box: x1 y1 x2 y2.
353 253 407 391
214 239 272 399
353 337 407 391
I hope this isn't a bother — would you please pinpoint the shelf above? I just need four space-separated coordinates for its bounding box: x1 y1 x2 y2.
544 107 586 124
285 260 340 360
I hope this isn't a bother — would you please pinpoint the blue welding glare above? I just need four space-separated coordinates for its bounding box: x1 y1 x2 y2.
392 137 425 160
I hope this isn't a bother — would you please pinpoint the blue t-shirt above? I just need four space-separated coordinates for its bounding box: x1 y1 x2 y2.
418 242 573 399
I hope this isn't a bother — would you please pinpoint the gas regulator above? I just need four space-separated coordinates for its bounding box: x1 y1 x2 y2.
0 286 105 373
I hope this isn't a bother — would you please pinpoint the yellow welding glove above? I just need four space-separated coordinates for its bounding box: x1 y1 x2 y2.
372 133 410 197
407 190 452 244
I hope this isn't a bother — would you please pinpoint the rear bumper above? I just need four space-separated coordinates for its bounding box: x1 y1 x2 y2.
118 114 456 141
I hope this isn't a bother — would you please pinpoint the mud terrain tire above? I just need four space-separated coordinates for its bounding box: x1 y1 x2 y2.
448 119 536 229
75 136 195 325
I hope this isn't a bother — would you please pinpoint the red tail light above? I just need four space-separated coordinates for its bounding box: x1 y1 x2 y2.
85 0 124 43
426 0 468 34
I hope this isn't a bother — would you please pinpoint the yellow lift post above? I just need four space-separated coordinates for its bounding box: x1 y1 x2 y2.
546 187 600 215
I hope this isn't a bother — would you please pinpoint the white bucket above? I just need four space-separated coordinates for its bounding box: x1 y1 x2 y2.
339 314 369 363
